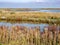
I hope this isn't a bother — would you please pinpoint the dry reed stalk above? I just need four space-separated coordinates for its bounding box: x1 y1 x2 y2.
25 29 30 45
48 31 53 45
28 28 33 45
0 27 3 43
53 31 57 45
1 26 9 43
35 27 40 45
9 26 18 45
44 27 49 45
32 27 40 45
57 31 60 45
42 33 46 45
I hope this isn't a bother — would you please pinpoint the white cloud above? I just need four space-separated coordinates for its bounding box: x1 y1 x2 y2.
0 0 35 2
35 0 59 2
0 0 59 3
35 0 48 2
0 0 47 2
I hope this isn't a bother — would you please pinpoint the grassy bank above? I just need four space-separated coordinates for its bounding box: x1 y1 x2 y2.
0 11 60 24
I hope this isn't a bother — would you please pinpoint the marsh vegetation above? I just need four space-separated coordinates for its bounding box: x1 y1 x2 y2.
0 24 60 45
0 8 60 45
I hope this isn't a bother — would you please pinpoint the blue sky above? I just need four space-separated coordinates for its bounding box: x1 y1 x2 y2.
0 0 60 3
0 0 60 8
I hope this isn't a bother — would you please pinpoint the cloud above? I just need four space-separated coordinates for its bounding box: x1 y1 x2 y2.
0 0 35 2
0 0 60 3
36 0 60 2
36 0 44 2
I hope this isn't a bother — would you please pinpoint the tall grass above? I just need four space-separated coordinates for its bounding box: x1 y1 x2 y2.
0 25 60 45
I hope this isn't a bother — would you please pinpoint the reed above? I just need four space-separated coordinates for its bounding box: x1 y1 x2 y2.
0 25 59 45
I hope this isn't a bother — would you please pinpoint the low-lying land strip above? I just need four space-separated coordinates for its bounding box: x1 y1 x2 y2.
0 9 60 24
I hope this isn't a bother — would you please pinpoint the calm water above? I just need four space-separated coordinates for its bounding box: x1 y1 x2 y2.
0 22 49 32
40 10 60 12
16 10 60 12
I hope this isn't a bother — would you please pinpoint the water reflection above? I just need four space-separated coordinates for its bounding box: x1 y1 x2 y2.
0 22 49 32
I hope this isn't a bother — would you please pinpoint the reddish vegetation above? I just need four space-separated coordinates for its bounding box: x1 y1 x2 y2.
0 25 60 45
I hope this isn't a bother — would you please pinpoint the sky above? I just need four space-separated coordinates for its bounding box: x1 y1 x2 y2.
0 0 60 8
0 0 60 3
